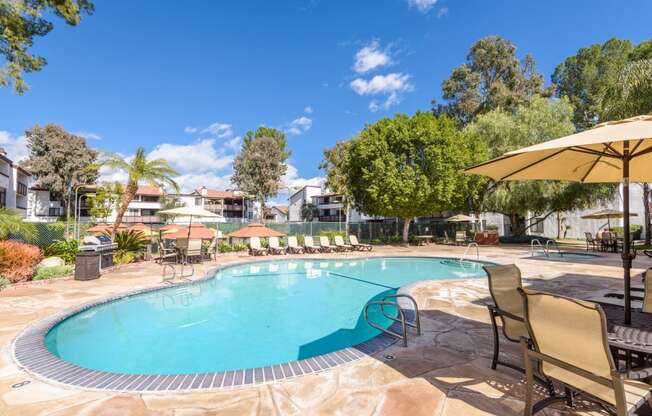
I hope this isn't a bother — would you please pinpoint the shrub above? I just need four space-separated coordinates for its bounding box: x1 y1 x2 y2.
0 276 9 290
33 265 74 281
232 242 248 252
0 241 43 283
499 235 554 244
318 230 345 241
44 239 79 264
111 230 148 253
295 234 305 246
114 250 137 265
218 242 232 253
611 225 642 239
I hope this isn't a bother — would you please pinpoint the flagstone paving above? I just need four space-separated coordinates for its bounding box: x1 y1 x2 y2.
1 244 651 415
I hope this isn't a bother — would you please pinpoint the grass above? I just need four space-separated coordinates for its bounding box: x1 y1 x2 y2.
33 265 74 281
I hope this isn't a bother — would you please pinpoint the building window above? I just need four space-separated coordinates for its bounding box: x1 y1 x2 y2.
141 195 159 202
49 207 62 216
17 182 27 196
0 188 5 208
195 197 202 206
531 218 544 234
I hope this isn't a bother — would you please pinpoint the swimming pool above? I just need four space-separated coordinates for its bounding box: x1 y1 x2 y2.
530 251 602 259
34 257 488 385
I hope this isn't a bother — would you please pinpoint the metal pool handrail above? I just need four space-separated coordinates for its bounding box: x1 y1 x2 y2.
546 239 563 257
459 242 480 263
364 300 409 347
381 294 421 335
530 238 547 257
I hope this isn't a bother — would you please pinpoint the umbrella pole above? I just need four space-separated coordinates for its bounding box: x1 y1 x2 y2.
623 144 632 325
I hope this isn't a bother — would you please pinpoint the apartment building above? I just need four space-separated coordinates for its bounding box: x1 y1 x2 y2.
288 185 322 222
122 186 163 224
264 205 288 223
0 149 31 216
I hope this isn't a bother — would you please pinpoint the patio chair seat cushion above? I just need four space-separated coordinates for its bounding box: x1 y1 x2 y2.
542 365 651 408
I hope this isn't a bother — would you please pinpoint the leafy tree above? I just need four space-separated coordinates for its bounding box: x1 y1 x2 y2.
301 202 318 222
232 136 289 223
0 0 94 94
552 38 636 130
24 124 98 217
466 97 616 235
320 141 353 230
0 208 35 241
160 194 184 211
433 36 548 125
242 127 291 159
87 182 123 223
98 147 179 234
343 112 485 243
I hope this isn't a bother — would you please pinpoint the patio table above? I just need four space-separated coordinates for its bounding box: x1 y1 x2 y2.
600 303 652 378
414 235 434 246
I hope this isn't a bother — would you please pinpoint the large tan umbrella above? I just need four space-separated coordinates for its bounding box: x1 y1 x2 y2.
465 115 652 323
581 209 638 230
445 214 475 222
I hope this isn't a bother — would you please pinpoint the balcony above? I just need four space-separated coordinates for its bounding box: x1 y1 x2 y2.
204 205 223 213
224 204 243 211
318 215 346 222
122 215 162 224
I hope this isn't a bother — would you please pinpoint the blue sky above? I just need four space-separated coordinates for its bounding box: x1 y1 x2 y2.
1 0 651 199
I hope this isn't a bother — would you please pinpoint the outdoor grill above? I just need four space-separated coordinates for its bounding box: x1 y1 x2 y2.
75 235 118 280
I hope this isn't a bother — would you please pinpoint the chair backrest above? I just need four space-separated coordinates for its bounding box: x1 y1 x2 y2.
643 269 652 313
188 239 202 253
484 264 526 341
176 238 188 249
304 236 316 247
250 236 262 249
455 230 466 241
349 235 359 245
288 235 299 248
269 236 280 249
319 236 331 247
585 232 594 242
520 289 618 405
334 235 345 246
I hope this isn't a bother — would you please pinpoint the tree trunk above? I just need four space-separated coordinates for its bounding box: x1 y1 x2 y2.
113 181 138 235
556 212 561 240
402 218 411 245
259 197 266 225
644 183 651 245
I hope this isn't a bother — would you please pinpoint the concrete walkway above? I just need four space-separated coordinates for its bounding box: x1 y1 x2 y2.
1 244 650 415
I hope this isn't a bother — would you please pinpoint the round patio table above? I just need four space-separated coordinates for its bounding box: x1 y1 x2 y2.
600 303 652 378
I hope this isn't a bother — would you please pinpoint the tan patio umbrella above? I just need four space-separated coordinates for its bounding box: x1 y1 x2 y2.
465 114 652 323
445 214 475 222
581 209 638 230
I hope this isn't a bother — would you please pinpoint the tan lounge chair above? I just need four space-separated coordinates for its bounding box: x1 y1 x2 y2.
642 269 652 313
334 235 352 251
287 236 304 254
520 288 652 415
249 236 268 256
268 236 286 255
319 236 334 253
303 236 320 254
484 264 530 374
455 230 470 245
349 235 372 251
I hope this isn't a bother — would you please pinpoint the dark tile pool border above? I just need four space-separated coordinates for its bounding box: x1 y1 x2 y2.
12 255 489 393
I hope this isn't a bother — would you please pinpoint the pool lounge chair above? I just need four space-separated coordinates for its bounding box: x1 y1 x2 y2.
249 236 268 256
519 288 652 416
319 236 335 253
484 264 530 374
157 240 178 264
334 235 352 251
455 230 471 246
287 236 304 254
349 235 372 251
268 236 286 255
303 236 321 253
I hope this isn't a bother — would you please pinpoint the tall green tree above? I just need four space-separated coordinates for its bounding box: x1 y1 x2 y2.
0 0 94 93
87 182 123 223
433 36 548 125
320 141 353 230
466 97 616 235
242 127 291 159
24 124 98 216
343 112 486 243
99 148 179 233
232 136 289 223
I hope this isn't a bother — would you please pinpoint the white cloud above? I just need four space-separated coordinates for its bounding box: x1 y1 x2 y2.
304 106 313 114
437 6 448 17
286 116 313 135
225 136 242 151
201 122 233 138
407 0 438 13
350 73 414 111
282 163 324 190
0 131 29 162
353 41 392 73
74 131 102 141
184 127 198 134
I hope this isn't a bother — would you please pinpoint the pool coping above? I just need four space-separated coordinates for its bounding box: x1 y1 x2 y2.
11 255 489 393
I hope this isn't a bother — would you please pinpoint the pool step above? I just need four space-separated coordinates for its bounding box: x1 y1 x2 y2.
363 294 421 347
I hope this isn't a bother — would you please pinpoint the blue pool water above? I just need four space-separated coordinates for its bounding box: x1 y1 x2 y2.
531 251 602 259
45 257 487 375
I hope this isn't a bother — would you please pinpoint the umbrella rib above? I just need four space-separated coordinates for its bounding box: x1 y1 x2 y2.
567 147 619 159
631 142 652 158
603 143 623 158
580 154 602 183
499 148 567 181
463 152 521 172
630 138 644 155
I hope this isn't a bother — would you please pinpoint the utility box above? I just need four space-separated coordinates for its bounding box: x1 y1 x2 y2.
75 251 101 281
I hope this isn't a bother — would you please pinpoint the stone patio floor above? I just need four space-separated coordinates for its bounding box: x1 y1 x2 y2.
1 244 651 416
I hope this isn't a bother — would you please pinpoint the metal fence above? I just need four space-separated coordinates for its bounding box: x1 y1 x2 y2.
10 219 475 247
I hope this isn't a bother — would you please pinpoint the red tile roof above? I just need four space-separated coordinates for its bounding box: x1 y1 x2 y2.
137 185 162 196
196 188 239 199
226 223 285 238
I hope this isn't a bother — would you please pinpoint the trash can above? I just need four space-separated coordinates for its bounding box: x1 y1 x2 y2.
75 251 100 281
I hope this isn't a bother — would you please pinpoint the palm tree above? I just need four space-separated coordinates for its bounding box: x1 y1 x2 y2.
0 209 35 241
602 59 652 244
99 147 179 234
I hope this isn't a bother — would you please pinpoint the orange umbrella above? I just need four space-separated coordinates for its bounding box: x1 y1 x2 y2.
159 223 180 231
87 223 110 233
164 224 215 240
226 223 286 238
